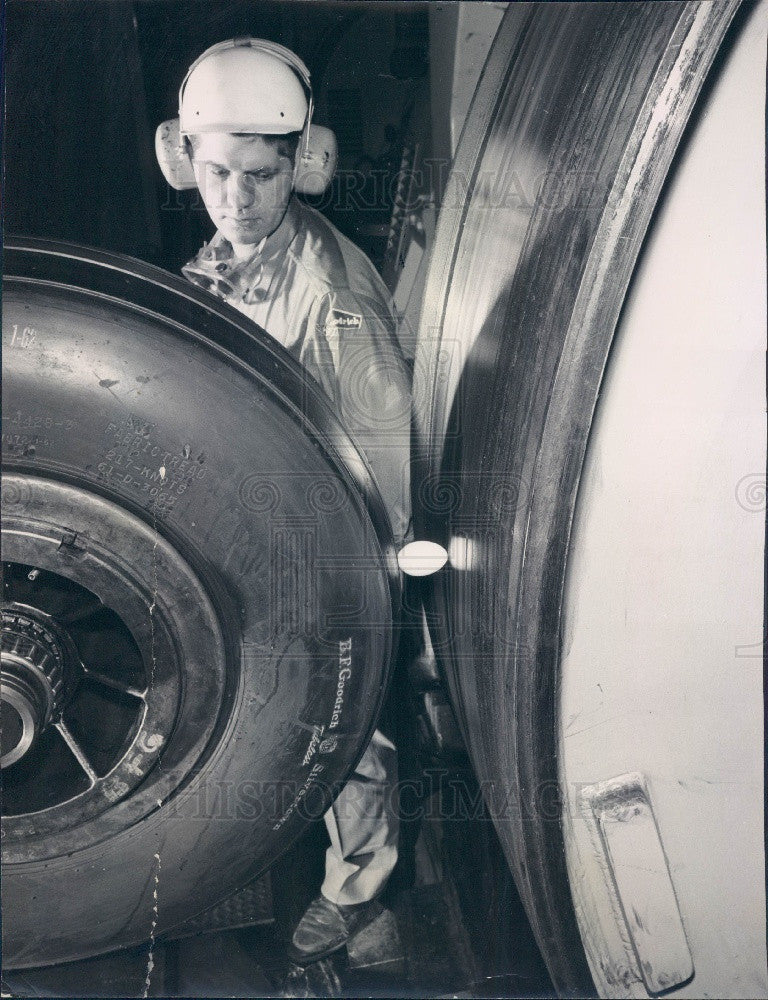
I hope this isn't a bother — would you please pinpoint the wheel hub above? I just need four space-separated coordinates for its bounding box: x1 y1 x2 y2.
1 473 228 861
1 604 78 767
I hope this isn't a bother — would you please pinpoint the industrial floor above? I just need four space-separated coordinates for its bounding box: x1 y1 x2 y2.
3 804 556 999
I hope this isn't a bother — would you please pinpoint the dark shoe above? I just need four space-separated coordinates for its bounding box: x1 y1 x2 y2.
287 894 383 964
281 957 343 998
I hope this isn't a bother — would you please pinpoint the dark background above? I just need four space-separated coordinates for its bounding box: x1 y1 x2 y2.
4 0 432 275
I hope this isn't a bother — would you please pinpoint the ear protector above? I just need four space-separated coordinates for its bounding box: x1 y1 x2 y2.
155 37 337 196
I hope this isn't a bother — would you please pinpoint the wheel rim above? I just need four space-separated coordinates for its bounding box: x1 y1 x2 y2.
1 473 227 859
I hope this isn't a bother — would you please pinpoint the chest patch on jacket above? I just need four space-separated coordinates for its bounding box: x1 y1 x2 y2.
326 309 363 330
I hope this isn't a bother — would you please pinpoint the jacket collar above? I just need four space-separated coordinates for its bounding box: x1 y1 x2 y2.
183 197 301 304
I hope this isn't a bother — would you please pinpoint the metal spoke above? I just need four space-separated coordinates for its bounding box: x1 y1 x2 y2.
81 664 147 700
55 720 98 785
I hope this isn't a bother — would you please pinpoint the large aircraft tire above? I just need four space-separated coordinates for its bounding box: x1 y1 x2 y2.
1 241 399 968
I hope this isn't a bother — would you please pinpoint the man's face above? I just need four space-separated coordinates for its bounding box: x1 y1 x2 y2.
190 133 294 249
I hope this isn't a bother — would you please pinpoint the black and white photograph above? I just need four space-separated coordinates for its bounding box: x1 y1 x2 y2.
2 1 766 997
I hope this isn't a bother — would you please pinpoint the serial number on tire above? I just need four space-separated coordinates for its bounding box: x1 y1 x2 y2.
97 416 210 510
8 324 38 349
8 411 75 432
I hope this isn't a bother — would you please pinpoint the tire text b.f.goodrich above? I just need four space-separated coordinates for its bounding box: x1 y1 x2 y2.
328 638 352 730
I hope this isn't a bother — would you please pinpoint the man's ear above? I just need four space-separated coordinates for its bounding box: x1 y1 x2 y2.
155 118 197 190
294 125 337 196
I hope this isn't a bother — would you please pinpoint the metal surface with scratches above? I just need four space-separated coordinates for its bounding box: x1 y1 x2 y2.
560 2 767 995
412 2 745 996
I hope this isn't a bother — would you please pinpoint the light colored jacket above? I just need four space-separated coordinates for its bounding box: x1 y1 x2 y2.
183 196 412 546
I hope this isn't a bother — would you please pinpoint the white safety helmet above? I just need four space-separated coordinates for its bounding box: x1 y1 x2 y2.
156 37 337 196
180 39 310 136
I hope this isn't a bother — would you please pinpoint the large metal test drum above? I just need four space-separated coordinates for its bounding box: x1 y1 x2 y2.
413 2 766 997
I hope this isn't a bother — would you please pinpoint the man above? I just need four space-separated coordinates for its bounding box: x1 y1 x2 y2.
156 38 411 965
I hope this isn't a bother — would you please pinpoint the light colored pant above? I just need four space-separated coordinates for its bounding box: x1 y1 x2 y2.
320 729 398 905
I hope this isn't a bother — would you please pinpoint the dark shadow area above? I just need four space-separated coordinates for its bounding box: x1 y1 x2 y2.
5 0 431 275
